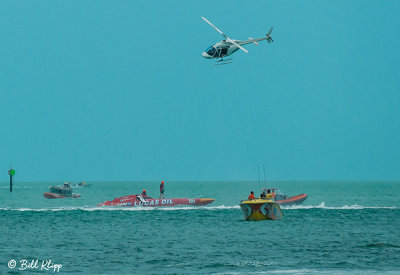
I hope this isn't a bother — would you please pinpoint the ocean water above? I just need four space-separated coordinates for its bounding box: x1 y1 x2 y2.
1 181 399 274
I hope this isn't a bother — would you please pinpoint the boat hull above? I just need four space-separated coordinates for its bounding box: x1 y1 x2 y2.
98 196 214 207
276 194 307 206
43 193 81 199
240 199 283 221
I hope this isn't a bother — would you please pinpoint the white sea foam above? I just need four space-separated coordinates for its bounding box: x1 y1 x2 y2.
282 202 399 210
0 203 398 212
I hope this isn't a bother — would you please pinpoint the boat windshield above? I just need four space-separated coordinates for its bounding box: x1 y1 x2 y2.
205 46 217 56
50 187 62 194
136 195 153 201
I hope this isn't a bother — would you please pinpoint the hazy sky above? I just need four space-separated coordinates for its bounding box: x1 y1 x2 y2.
1 1 399 181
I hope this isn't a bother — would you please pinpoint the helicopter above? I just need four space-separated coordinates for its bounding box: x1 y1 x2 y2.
201 17 273 65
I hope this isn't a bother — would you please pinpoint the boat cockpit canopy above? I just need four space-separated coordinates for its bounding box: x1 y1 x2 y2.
50 186 72 195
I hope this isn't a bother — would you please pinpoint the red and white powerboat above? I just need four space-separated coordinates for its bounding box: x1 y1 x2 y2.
264 188 307 206
98 194 214 207
276 193 307 206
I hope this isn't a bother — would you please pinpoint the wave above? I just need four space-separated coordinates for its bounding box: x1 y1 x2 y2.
0 203 398 212
281 202 399 210
0 205 240 212
0 186 32 189
364 242 400 248
216 269 399 275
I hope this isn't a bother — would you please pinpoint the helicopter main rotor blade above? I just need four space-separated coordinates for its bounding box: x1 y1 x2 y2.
201 17 248 53
201 16 227 39
227 38 249 53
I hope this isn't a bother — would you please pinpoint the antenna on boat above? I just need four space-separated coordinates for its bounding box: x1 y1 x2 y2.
257 165 262 192
263 164 267 188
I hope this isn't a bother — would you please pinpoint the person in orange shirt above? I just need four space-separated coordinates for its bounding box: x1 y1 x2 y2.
248 191 255 200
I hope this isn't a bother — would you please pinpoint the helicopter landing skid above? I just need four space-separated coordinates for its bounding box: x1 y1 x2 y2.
214 61 232 66
214 58 232 66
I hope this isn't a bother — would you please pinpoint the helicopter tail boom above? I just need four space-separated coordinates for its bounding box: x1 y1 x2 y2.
240 27 274 46
248 37 259 45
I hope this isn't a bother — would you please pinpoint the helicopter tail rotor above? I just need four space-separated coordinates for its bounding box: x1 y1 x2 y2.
266 27 274 43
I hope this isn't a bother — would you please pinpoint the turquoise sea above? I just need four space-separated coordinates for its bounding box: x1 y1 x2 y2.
1 181 399 274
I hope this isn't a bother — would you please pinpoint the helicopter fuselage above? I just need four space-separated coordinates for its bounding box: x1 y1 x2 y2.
202 41 240 59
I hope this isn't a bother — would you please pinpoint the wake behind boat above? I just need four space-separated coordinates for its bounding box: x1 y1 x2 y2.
98 194 214 207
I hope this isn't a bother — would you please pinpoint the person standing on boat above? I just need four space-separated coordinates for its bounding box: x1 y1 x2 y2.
260 191 267 199
159 181 165 199
248 191 255 200
266 189 274 200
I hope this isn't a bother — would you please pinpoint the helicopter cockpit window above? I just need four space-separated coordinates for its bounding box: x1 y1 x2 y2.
205 46 217 56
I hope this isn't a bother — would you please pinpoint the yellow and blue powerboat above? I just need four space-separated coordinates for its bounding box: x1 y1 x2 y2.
239 198 283 221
